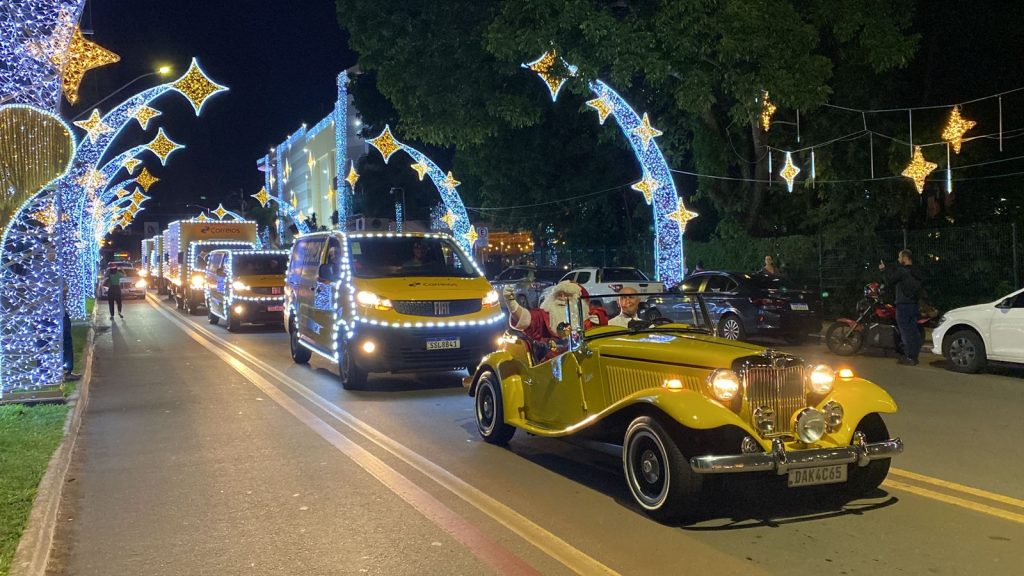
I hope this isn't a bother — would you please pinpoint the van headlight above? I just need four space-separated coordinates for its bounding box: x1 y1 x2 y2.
232 280 250 291
139 269 148 277
808 364 835 395
356 290 393 310
482 289 500 309
707 369 741 402
190 274 206 288
135 279 147 289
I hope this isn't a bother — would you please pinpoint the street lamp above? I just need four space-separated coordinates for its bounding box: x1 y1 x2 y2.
71 65 174 121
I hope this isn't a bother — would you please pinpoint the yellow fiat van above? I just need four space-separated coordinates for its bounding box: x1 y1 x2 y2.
205 249 289 331
284 231 504 389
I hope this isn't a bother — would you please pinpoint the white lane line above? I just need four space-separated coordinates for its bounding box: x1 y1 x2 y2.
148 297 542 576
150 295 620 576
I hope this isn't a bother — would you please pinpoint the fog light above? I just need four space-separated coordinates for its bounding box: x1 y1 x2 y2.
823 401 844 430
753 406 776 434
361 340 376 354
663 378 684 390
741 436 761 454
795 408 827 443
838 368 854 379
233 305 244 314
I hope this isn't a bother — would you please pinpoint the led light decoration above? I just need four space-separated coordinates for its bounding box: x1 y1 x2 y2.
394 201 403 232
522 50 578 101
760 91 776 132
665 199 698 231
55 26 120 104
257 190 309 235
212 204 229 220
942 106 976 154
585 95 614 124
170 58 228 115
365 126 475 254
252 186 271 207
73 109 112 144
122 157 141 174
0 104 77 396
901 145 937 194
345 164 360 189
144 127 184 165
440 210 457 230
134 166 159 191
307 150 316 172
779 151 801 192
1 1 87 110
410 161 429 181
205 249 290 323
131 104 161 130
631 113 663 151
630 174 660 205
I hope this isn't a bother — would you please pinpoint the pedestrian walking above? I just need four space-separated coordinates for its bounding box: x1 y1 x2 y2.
879 249 924 365
104 263 125 320
61 283 80 380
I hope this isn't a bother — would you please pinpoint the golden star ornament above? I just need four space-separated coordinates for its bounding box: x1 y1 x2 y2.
73 109 112 145
901 146 937 194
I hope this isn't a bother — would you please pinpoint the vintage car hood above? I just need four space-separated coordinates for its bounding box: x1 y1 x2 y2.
353 276 493 301
589 329 765 368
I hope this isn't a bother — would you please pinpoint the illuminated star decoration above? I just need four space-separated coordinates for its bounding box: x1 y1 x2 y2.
901 146 938 194
942 106 977 154
76 168 107 193
283 160 291 182
779 151 801 192
345 165 359 189
307 150 316 172
631 113 663 151
760 91 777 132
631 174 661 205
522 50 578 101
252 187 271 207
368 125 401 163
145 128 184 165
268 171 276 188
441 210 457 230
665 199 699 232
130 189 149 204
442 171 461 190
73 109 112 144
464 226 479 247
195 213 210 222
586 94 614 125
212 204 229 220
58 27 121 104
134 167 160 192
131 105 162 130
122 157 142 174
410 161 429 181
114 188 130 199
170 58 229 115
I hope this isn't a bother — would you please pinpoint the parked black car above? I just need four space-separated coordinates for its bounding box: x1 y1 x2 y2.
670 271 823 343
490 266 564 308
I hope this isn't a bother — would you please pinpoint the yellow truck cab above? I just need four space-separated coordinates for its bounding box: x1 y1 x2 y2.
204 249 289 331
284 231 505 389
162 219 258 314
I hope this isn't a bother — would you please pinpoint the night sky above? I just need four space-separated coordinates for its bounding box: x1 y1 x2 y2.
69 0 355 222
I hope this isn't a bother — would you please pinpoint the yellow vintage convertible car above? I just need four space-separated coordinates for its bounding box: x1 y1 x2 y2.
467 293 903 522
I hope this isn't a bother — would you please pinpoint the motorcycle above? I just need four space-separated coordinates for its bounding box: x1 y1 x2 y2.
825 282 933 356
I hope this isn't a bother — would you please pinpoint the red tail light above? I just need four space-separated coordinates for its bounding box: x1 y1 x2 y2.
751 298 786 308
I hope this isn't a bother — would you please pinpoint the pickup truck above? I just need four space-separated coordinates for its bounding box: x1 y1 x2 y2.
542 266 665 313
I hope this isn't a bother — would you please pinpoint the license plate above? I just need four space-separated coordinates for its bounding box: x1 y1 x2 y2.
788 464 847 487
790 302 809 311
267 305 283 312
426 338 460 350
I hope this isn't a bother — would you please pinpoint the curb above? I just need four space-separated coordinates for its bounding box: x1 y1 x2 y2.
10 306 98 576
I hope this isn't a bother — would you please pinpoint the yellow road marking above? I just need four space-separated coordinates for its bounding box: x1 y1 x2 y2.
884 479 1024 525
891 468 1024 510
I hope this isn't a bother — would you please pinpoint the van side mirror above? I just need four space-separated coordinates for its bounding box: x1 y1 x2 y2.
318 263 337 281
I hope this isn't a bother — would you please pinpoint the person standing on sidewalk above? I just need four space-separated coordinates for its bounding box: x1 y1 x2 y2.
62 282 81 380
879 249 924 365
103 263 125 320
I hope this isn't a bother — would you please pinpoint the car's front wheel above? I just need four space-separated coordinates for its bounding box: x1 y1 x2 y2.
623 416 701 522
339 341 368 390
944 329 986 373
289 316 311 364
474 371 515 444
845 413 892 496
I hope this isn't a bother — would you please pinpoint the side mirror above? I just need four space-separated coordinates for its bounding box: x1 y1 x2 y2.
997 298 1013 309
318 263 336 281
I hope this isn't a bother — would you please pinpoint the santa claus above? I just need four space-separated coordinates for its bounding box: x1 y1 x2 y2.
503 281 607 359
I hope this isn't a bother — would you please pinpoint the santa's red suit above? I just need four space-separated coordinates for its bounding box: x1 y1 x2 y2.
504 281 607 361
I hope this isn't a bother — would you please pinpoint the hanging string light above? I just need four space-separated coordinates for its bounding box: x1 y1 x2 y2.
760 91 776 132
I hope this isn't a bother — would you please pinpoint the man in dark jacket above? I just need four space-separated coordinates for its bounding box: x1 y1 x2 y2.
879 249 924 365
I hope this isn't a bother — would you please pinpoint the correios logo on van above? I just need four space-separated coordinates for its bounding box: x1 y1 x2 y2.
200 225 242 234
408 282 458 287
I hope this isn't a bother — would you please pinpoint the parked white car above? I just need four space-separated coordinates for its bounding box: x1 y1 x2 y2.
541 267 665 313
932 287 1024 372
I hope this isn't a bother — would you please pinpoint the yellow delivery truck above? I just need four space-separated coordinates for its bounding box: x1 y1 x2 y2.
162 218 257 314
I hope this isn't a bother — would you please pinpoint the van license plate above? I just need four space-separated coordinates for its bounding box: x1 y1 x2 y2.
426 338 460 350
787 464 847 487
790 302 809 311
267 305 283 312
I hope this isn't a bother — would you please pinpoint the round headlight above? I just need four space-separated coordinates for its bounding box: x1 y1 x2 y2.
708 369 740 402
808 364 835 395
190 274 205 288
795 408 827 443
823 400 844 429
232 280 250 291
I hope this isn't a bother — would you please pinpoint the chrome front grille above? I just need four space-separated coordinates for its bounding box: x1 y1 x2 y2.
743 364 807 436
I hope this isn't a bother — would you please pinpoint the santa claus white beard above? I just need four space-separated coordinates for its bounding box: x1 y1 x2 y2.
540 297 583 336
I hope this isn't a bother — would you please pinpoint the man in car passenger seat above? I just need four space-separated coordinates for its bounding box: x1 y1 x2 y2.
609 287 641 327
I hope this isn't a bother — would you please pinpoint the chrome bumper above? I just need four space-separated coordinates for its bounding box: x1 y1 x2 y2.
689 434 903 475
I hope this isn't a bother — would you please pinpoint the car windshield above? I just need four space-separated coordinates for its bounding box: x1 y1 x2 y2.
569 292 712 339
601 268 649 282
349 236 478 279
196 243 252 269
234 254 287 275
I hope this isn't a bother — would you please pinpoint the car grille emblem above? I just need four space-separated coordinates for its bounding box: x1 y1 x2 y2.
434 301 450 316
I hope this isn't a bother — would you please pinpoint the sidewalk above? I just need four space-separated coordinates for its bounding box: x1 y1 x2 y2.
44 300 491 576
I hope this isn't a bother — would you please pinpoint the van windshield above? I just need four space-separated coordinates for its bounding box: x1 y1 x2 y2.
234 254 287 275
348 236 478 279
